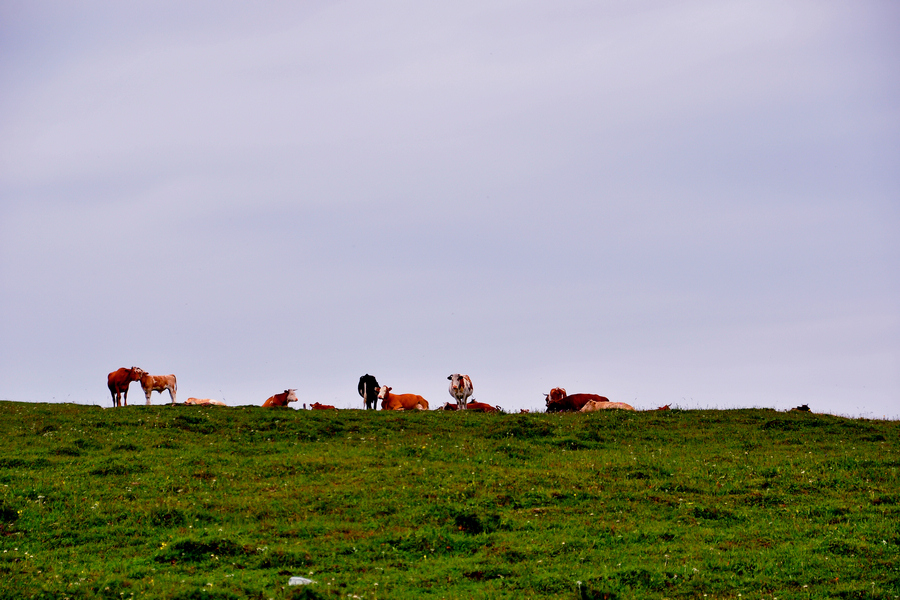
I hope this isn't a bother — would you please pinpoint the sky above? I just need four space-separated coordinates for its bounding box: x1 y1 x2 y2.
1 1 898 417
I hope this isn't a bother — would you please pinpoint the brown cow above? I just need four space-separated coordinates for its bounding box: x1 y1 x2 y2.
465 401 499 413
378 386 429 411
310 402 337 410
656 404 671 411
580 400 635 412
140 373 177 405
107 367 146 407
437 402 459 411
262 389 298 408
545 387 609 412
185 397 227 406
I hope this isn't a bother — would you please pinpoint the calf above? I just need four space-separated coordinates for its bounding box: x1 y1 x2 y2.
262 389 298 408
140 373 177 405
310 402 337 410
465 401 499 413
378 386 429 411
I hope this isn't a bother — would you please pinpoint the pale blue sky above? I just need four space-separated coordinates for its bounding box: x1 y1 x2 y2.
1 1 897 416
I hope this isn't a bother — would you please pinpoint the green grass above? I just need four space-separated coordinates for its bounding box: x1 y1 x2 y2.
0 401 898 599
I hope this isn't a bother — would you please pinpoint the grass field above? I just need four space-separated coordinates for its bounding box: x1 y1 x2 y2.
0 401 898 599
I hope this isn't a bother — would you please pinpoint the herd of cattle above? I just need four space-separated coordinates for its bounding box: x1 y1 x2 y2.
106 368 650 413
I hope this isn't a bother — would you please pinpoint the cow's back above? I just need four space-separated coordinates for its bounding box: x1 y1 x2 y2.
568 393 609 411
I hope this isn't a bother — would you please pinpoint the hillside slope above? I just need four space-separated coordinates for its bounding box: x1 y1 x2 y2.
1 402 897 599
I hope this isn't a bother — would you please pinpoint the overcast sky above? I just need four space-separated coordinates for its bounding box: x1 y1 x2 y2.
1 1 897 416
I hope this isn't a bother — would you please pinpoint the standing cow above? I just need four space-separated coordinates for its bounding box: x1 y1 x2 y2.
140 372 177 405
358 374 380 410
107 367 146 408
262 389 298 408
448 374 473 409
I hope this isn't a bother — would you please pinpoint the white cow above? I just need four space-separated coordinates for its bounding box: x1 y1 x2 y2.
580 400 635 412
448 374 473 409
184 398 227 406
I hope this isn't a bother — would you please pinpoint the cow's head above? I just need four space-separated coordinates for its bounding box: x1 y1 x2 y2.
377 386 391 400
284 389 298 404
545 387 566 406
131 367 147 380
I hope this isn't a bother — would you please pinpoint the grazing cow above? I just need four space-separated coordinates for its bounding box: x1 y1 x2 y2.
262 389 298 408
185 397 227 406
437 402 459 411
310 402 337 410
791 404 811 412
358 374 380 410
378 386 429 411
107 367 146 408
139 373 177 405
448 374 473 409
580 400 635 412
544 387 610 412
465 401 500 413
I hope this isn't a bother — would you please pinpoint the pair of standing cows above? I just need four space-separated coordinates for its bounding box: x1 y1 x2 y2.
357 373 491 411
107 367 176 408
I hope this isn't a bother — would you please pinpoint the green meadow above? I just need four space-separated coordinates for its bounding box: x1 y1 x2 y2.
0 401 897 599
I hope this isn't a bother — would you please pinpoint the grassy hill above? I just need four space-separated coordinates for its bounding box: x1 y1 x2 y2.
0 401 897 599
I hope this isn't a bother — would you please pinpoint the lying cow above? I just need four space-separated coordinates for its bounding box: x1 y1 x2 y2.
545 387 610 412
262 389 298 408
580 400 635 412
310 402 337 410
437 402 459 411
140 372 177 405
107 367 146 407
358 374 380 411
465 401 500 413
184 397 227 406
378 386 429 410
448 374 473 409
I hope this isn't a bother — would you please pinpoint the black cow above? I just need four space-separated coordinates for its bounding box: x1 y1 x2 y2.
358 374 380 410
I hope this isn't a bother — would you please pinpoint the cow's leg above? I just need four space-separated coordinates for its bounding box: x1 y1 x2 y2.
145 389 152 406
168 387 176 405
122 388 128 407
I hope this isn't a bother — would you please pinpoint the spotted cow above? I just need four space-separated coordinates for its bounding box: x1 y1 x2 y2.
139 373 177 405
448 374 473 409
262 389 298 408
